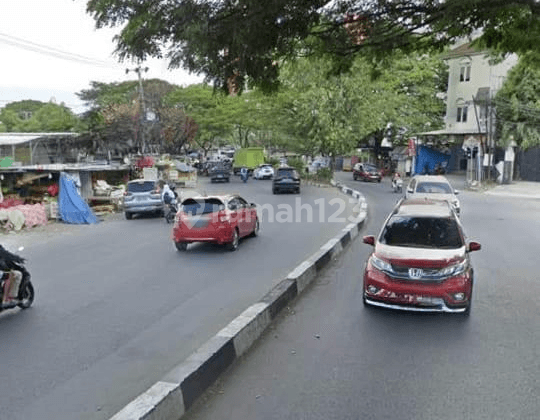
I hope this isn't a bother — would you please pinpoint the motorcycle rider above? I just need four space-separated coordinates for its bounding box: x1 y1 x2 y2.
240 166 248 182
0 245 24 305
392 172 402 192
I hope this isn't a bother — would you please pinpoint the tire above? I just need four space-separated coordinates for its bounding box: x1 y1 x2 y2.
250 218 260 237
296 188 301 194
353 174 358 181
17 281 34 309
273 188 278 194
125 212 133 220
165 211 175 224
175 242 188 251
227 229 239 251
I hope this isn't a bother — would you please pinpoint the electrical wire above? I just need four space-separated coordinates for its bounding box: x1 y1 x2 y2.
0 31 120 68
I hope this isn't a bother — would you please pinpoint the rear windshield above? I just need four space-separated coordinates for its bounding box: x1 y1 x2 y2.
127 181 156 193
365 166 378 173
181 198 225 215
415 182 452 194
379 216 464 249
277 168 297 178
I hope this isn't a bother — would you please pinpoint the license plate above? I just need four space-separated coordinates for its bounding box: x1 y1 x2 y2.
415 296 442 305
218 174 223 178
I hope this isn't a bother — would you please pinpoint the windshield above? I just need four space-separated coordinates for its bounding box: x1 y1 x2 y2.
379 216 464 249
415 182 452 194
277 169 297 178
127 181 156 193
181 198 225 215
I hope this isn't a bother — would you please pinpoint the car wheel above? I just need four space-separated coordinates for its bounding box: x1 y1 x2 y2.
353 174 358 181
125 212 133 220
250 218 260 237
175 242 188 252
227 229 239 251
296 188 300 194
17 281 34 309
273 188 278 194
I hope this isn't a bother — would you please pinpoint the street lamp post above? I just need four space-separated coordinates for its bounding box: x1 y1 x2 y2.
126 66 149 154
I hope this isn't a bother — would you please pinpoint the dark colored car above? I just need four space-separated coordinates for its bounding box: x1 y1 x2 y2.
353 163 382 182
362 198 481 315
123 179 163 220
172 194 259 252
210 163 231 183
272 166 301 194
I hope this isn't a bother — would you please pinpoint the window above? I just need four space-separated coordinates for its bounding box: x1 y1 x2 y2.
457 106 468 123
460 64 471 82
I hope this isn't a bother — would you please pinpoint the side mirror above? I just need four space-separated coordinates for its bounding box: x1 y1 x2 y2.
363 235 375 246
250 203 257 208
407 188 414 194
454 190 460 195
467 241 481 252
229 204 237 211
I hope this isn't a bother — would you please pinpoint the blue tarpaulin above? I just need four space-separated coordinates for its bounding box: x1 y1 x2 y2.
415 146 451 174
58 172 99 224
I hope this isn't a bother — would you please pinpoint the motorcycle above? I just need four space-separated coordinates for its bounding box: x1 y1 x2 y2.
392 177 403 193
0 246 34 312
164 201 179 224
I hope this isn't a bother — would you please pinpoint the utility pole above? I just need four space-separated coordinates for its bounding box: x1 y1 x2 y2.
126 65 149 154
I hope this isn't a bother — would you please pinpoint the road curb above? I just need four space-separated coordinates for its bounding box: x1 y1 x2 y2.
109 182 367 420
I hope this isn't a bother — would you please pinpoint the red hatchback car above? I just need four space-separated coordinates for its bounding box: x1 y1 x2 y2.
172 194 259 252
362 199 481 315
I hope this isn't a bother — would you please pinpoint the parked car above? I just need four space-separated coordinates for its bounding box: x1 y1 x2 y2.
272 166 301 194
172 194 259 252
353 163 382 182
362 198 481 315
405 175 461 215
253 164 274 180
123 179 164 220
210 162 231 183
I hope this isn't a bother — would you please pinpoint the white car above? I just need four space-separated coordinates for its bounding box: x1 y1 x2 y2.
253 164 274 180
405 175 461 215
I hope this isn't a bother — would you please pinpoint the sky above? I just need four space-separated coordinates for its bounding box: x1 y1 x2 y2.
0 0 204 114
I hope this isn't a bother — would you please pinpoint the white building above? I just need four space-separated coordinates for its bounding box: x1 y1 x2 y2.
421 42 518 182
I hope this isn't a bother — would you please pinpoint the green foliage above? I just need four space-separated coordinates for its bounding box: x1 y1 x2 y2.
286 157 307 174
495 52 540 149
85 0 540 92
0 100 80 132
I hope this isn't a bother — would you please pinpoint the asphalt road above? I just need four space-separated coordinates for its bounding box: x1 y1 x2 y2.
0 175 358 420
183 172 540 420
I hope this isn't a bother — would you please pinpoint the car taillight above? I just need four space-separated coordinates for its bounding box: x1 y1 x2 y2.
218 211 230 223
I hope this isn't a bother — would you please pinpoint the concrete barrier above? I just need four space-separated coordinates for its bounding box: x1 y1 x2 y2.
109 182 367 420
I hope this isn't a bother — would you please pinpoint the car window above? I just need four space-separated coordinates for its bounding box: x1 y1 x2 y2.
228 198 240 210
277 168 295 178
127 181 156 193
181 198 225 215
416 182 452 194
379 216 464 249
237 197 248 207
365 165 378 173
409 179 416 191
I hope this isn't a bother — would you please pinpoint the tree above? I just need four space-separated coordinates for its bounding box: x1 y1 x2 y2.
85 0 540 92
495 52 540 150
0 100 80 132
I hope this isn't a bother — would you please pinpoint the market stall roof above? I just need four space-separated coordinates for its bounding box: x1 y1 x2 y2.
0 132 78 146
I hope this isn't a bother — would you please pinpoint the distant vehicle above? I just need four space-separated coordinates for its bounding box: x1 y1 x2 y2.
353 163 382 182
172 194 259 252
362 198 481 316
253 164 274 180
210 162 231 183
233 147 265 175
273 166 301 194
405 175 461 215
123 179 164 220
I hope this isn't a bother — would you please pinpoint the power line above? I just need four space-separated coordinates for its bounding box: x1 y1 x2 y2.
0 31 119 68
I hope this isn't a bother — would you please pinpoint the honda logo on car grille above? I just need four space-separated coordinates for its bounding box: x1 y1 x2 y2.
408 268 423 279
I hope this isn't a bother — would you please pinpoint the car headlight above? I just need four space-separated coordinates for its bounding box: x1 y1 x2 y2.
370 255 393 273
439 259 468 277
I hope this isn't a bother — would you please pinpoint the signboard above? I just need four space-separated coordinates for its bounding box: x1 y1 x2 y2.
143 167 158 181
407 138 416 157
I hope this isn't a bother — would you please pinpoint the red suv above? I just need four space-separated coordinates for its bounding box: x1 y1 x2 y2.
172 194 259 252
353 163 382 182
362 199 481 315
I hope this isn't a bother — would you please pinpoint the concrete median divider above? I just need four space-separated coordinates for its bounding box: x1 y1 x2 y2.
109 181 367 420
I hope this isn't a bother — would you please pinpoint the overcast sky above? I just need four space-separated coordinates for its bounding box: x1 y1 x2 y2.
0 0 204 114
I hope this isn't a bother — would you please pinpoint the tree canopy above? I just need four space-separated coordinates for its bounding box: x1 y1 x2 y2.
85 0 540 92
0 100 80 132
